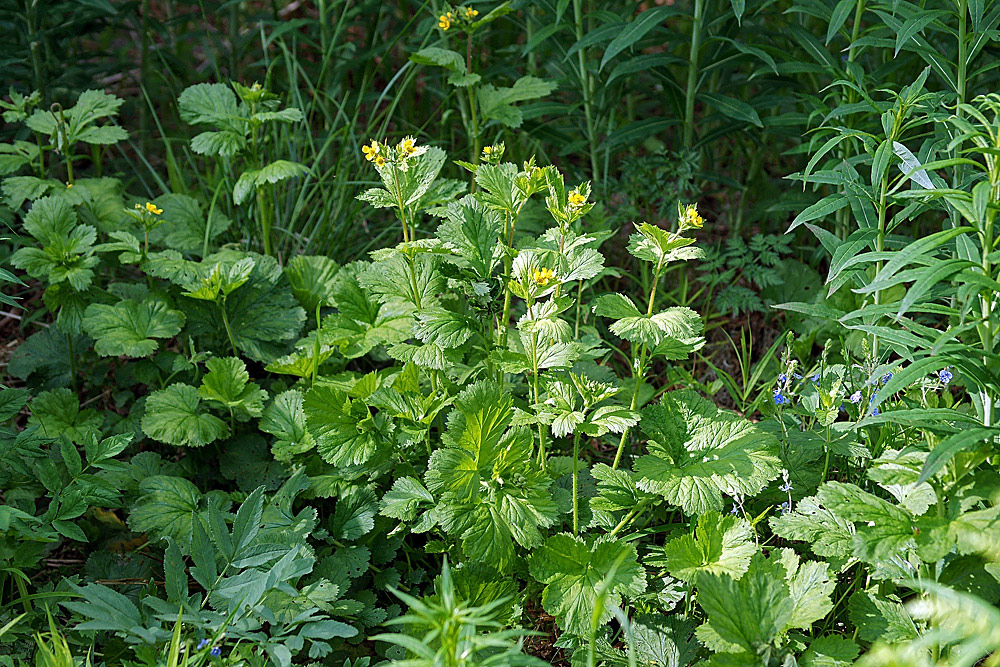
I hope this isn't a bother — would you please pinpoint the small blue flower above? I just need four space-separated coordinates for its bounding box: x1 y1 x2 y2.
882 372 893 384
939 369 953 385
780 481 793 493
730 504 739 515
778 373 787 383
850 391 862 404
840 403 846 412
793 373 803 380
773 390 789 406
779 501 791 514
210 647 222 657
869 397 880 416
197 639 211 650
810 374 820 382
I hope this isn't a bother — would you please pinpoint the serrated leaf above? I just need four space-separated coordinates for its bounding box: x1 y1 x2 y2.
141 384 229 447
635 391 780 515
528 533 646 635
663 511 756 583
198 357 267 419
83 299 185 358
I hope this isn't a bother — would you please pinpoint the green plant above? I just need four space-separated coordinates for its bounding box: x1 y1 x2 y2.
177 82 308 258
375 558 544 667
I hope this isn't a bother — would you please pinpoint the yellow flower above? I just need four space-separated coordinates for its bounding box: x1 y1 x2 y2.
678 203 704 231
464 6 479 18
568 190 587 208
362 140 380 162
145 202 163 215
375 155 387 167
482 146 492 155
438 14 451 30
399 137 418 157
66 182 73 188
531 267 556 286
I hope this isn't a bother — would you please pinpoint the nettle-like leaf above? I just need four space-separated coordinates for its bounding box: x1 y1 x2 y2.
182 252 306 363
593 294 704 351
198 357 267 420
26 89 127 149
696 550 834 656
147 193 231 256
10 196 99 291
232 160 309 205
848 589 918 643
83 298 185 358
528 533 646 636
627 223 704 265
425 381 557 567
141 383 230 447
260 390 315 461
127 474 230 546
219 433 288 492
477 76 557 128
320 262 412 359
634 390 780 515
285 255 339 312
437 195 504 282
814 482 950 565
769 495 856 571
662 511 757 583
303 385 392 472
27 388 103 444
178 83 248 156
589 464 658 529
410 47 481 87
380 476 435 522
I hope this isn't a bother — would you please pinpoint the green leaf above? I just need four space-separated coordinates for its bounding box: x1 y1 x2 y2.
0 387 30 422
663 511 756 583
788 194 848 233
426 381 556 566
178 83 242 128
141 384 230 447
198 357 267 419
332 488 378 540
10 196 98 291
816 482 916 564
437 195 503 281
219 433 288 492
148 193 231 256
260 390 315 461
600 7 670 70
848 589 918 643
128 475 221 545
769 495 856 570
696 552 792 652
477 77 557 128
918 428 997 484
381 477 434 521
83 299 185 358
304 386 387 469
285 255 339 311
410 47 466 74
233 160 309 205
635 391 780 515
528 533 646 635
700 93 762 127
28 388 103 444
801 635 860 667
183 253 306 362
413 307 476 348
